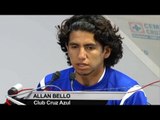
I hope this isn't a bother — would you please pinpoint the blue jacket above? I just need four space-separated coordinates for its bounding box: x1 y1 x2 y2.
37 67 148 105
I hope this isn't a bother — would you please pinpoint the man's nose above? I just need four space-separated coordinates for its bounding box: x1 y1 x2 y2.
78 48 87 60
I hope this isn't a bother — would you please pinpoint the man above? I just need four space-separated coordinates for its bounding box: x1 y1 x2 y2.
37 15 148 105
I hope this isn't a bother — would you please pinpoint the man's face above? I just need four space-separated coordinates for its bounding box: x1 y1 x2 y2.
67 30 111 76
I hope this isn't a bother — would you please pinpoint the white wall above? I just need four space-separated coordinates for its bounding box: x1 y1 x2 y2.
0 15 159 104
0 15 70 103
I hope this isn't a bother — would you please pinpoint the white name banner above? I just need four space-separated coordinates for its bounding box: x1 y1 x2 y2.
24 91 126 100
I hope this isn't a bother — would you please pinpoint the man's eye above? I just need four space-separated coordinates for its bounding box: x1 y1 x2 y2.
86 46 95 50
71 45 78 48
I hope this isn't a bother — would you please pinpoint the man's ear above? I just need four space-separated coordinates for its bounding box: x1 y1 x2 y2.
104 46 111 59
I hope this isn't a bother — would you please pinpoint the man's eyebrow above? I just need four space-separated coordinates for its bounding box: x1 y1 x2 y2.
84 43 97 46
68 42 78 45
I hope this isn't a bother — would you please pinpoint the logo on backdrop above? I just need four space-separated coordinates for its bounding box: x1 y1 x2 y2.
129 22 160 40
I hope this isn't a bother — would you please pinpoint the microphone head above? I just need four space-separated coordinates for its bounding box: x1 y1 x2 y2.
47 71 60 85
8 83 23 95
53 71 60 80
70 73 75 80
45 71 61 90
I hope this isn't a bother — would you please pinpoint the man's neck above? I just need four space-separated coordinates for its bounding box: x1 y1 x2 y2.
75 67 106 86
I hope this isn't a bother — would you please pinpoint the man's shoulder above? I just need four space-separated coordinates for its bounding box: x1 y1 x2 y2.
107 67 139 90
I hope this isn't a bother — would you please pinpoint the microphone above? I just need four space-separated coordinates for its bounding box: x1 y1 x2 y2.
70 73 75 91
70 73 76 81
6 83 26 105
43 71 61 91
47 71 61 85
8 83 23 95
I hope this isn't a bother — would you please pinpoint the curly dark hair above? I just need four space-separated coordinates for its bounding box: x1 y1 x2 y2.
56 15 123 67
